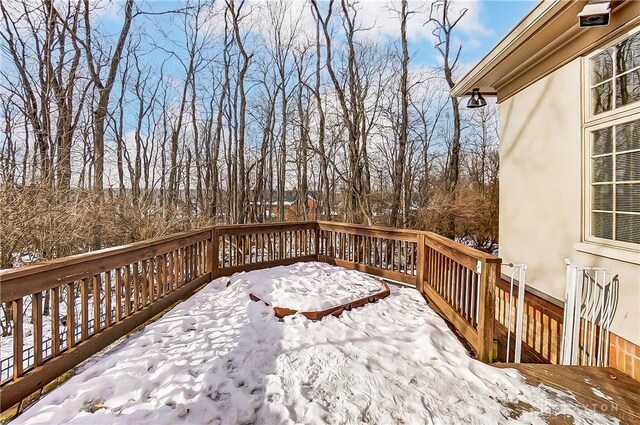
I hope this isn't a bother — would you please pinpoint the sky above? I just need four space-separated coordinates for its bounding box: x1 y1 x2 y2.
375 0 539 71
450 0 537 65
97 0 538 68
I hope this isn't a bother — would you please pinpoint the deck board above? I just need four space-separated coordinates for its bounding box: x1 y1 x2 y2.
495 364 640 424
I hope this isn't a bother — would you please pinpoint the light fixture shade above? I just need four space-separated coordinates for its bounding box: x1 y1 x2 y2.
467 88 487 108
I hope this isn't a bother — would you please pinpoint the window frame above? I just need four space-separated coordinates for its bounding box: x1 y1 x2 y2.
582 26 640 251
584 26 640 125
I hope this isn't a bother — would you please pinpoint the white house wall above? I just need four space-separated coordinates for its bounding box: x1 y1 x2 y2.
498 58 640 346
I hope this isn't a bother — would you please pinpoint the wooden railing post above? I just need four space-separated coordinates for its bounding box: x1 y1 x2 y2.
416 233 425 293
477 260 498 363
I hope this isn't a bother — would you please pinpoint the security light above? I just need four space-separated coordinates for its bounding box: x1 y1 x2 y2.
467 88 487 109
578 1 610 28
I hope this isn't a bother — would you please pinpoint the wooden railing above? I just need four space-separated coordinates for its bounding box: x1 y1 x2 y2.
420 232 500 363
317 221 419 285
0 220 499 412
0 229 213 411
215 222 318 276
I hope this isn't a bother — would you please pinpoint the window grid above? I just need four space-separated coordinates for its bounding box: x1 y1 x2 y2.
589 123 640 243
589 32 640 116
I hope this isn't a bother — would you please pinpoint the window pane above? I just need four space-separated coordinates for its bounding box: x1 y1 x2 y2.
616 183 640 213
592 212 613 239
615 119 640 151
615 70 640 108
591 49 613 84
592 184 613 210
615 213 640 244
616 151 640 182
592 156 613 182
592 82 612 114
593 127 613 155
616 32 640 74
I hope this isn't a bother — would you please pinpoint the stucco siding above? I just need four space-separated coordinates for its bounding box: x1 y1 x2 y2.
498 58 640 346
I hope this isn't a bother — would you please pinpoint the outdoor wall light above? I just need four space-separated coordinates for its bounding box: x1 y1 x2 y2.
467 88 487 109
578 1 610 28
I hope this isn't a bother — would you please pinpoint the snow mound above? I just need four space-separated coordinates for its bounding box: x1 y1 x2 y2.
228 262 384 311
15 263 615 425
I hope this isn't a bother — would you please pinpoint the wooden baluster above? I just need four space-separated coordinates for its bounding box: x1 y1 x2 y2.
115 268 123 321
255 234 259 263
163 253 169 294
245 235 249 264
434 252 440 294
405 241 410 274
238 236 241 265
67 283 75 348
198 242 203 275
32 292 43 366
191 246 196 280
189 245 194 280
81 278 89 340
12 297 23 378
193 244 198 277
409 242 415 275
267 232 272 260
186 246 191 282
416 235 425 293
235 237 239 267
93 274 101 331
169 251 175 292
260 233 266 263
141 260 148 305
105 271 112 327
353 234 358 263
150 257 157 302
343 233 347 260
456 264 462 312
132 263 140 311
124 266 132 317
176 248 182 286
52 287 60 357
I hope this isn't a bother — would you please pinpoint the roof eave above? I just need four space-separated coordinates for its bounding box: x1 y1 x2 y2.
451 0 565 98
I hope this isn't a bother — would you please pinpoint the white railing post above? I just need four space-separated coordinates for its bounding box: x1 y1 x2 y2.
502 263 527 363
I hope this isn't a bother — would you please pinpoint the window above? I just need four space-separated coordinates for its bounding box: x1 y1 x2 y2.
589 120 640 245
589 31 640 115
585 28 640 248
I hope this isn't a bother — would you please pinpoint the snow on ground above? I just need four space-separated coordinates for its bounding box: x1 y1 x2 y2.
230 262 384 311
14 262 615 425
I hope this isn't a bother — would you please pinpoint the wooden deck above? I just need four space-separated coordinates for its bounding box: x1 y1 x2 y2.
495 363 640 424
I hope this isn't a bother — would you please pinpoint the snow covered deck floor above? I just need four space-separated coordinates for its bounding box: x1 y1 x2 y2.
15 263 619 424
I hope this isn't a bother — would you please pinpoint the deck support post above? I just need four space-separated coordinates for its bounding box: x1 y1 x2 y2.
477 260 498 363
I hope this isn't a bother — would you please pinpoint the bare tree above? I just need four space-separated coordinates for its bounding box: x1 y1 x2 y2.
428 0 467 237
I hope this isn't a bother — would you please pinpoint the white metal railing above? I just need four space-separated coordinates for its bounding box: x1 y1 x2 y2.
501 263 527 363
561 259 616 367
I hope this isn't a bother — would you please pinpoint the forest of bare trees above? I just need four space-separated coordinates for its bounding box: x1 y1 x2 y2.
0 0 499 269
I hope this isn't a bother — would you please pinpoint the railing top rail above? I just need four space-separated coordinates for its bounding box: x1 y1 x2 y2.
0 220 499 301
0 228 212 281
0 228 213 302
425 232 501 264
215 221 316 235
316 220 420 240
317 221 499 264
